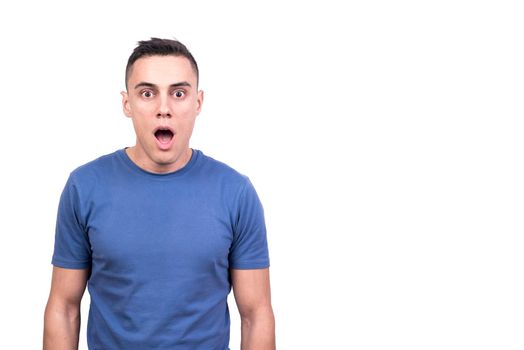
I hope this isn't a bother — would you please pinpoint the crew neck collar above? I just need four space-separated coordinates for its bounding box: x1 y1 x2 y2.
117 148 200 179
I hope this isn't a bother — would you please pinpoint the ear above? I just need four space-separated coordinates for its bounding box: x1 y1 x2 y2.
121 91 132 118
196 90 204 115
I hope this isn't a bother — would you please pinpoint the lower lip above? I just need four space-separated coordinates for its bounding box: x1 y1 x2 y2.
155 135 175 150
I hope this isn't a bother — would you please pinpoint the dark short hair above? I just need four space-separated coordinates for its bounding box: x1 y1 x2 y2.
125 37 199 89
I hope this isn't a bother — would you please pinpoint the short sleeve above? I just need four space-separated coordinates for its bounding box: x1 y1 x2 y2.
51 175 92 269
229 178 270 269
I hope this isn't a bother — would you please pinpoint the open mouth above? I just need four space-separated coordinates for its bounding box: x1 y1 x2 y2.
154 127 174 144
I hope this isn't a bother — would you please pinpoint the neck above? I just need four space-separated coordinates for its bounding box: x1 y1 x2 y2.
125 147 193 174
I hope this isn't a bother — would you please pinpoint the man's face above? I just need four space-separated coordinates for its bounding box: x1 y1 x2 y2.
121 55 203 173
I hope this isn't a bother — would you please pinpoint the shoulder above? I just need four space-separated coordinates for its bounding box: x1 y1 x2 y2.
193 150 259 204
71 150 120 175
196 150 250 185
67 150 122 191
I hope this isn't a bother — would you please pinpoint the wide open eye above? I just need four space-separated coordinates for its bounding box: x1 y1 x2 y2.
173 90 185 98
141 90 154 98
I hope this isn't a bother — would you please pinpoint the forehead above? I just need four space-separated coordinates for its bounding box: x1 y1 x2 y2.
128 55 197 87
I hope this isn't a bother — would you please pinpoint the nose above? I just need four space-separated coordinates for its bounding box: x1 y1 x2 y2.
157 93 171 118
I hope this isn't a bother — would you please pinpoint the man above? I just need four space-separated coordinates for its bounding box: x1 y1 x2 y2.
44 38 275 349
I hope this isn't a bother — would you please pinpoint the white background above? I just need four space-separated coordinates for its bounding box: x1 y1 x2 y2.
0 1 523 349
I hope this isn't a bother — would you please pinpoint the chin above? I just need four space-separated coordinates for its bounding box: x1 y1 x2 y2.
153 155 178 166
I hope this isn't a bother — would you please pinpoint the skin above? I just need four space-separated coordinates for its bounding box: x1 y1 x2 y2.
232 268 276 350
43 267 88 350
43 54 275 349
122 55 204 174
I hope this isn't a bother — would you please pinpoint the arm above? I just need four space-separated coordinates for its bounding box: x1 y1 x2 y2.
231 268 275 350
43 266 89 350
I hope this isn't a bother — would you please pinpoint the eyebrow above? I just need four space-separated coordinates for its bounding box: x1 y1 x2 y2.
134 81 192 89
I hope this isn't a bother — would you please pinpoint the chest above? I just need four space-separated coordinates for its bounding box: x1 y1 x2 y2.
84 182 234 273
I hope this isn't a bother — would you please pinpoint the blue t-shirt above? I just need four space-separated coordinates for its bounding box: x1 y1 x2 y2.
52 149 270 349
